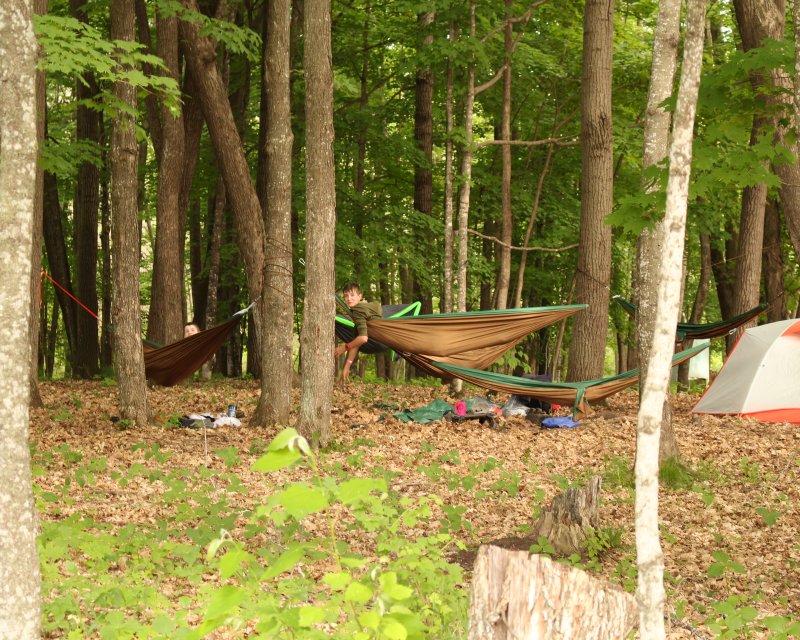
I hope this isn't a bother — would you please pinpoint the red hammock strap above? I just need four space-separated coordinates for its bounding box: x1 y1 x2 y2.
41 270 99 322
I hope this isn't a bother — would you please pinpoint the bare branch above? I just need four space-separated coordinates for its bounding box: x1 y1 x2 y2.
334 70 399 114
480 0 551 43
476 134 579 148
467 229 578 252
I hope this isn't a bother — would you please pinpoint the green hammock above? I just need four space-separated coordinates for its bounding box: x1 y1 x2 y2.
335 299 421 355
613 297 767 342
431 343 710 420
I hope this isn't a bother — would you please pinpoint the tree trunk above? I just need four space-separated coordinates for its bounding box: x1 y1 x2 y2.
763 198 787 321
443 20 457 314
71 0 101 379
636 3 704 639
43 170 78 357
468 545 638 640
100 113 113 369
46 302 58 378
189 199 208 325
456 2 477 315
28 0 47 408
179 0 266 353
566 0 614 382
147 8 186 347
677 232 710 389
709 226 737 321
414 11 435 314
201 179 226 380
111 0 150 428
0 0 43 633
252 0 295 426
295 0 336 448
495 0 514 310
531 476 602 556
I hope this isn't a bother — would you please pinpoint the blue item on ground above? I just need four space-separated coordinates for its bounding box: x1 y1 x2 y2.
541 416 581 428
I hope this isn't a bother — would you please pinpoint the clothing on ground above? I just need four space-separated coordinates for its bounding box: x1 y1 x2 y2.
541 417 580 428
350 300 383 337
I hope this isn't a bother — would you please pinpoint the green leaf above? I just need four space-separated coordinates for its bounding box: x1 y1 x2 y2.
383 619 408 640
220 549 251 579
339 477 385 505
707 563 726 578
786 621 800 636
763 617 789 633
344 581 374 603
359 610 381 631
280 485 328 520
727 562 747 574
205 586 246 618
252 448 302 472
298 606 326 627
711 551 730 564
261 546 308 580
323 571 352 591
379 572 414 601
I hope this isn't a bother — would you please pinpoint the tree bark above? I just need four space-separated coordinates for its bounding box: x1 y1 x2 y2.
709 226 737 321
677 232 710 389
46 302 58 378
111 0 150 428
566 0 614 382
495 0 514 310
147 8 186 347
28 0 47 408
179 0 266 351
252 0 295 426
295 0 336 447
0 0 42 633
443 20 457 314
531 476 602 555
636 3 704 638
201 179 226 380
763 198 787 321
70 0 101 379
468 546 638 640
414 11 435 314
100 113 113 369
43 171 78 357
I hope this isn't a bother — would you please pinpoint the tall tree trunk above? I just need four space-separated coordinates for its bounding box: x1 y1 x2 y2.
295 0 336 447
111 0 150 427
180 0 266 354
763 198 787 321
201 180 226 380
567 0 615 382
147 8 186 347
414 11 435 314
456 1 477 314
677 232 710 389
495 0 514 310
634 0 681 456
71 0 101 379
100 113 113 369
42 171 79 357
46 302 58 378
188 199 208 325
636 3 705 639
252 0 294 426
28 0 47 408
709 225 737 321
443 19 457 314
0 0 43 633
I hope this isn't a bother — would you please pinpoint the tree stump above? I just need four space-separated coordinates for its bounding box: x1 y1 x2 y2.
468 545 638 640
530 476 602 556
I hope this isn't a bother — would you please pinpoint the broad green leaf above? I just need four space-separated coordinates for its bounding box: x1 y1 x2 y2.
787 621 800 636
359 611 381 631
280 485 328 519
345 581 374 603
220 549 252 579
383 619 408 640
380 572 414 601
339 477 384 505
323 571 352 591
728 562 747 574
763 617 789 633
298 606 326 627
707 563 725 578
261 546 308 580
252 448 302 472
205 586 246 619
711 551 730 564
151 615 175 634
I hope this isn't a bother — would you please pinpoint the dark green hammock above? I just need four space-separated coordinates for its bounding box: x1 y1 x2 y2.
613 297 767 342
335 301 421 355
431 343 710 420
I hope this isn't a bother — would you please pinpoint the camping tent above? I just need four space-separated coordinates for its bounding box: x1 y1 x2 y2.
692 318 800 423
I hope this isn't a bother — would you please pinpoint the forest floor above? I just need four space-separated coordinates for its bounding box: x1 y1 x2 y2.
31 377 800 638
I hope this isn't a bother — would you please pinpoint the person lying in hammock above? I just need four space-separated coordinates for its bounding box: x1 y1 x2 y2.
333 283 382 381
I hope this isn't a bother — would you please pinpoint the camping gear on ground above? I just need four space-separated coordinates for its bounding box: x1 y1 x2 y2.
379 397 501 425
613 296 767 344
692 318 800 423
541 417 581 428
501 395 533 417
444 410 496 428
454 401 467 416
179 415 216 430
429 343 710 420
380 398 455 424
504 374 554 414
335 301 421 354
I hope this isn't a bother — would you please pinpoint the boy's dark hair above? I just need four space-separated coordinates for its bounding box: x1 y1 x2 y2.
342 283 362 295
185 322 200 330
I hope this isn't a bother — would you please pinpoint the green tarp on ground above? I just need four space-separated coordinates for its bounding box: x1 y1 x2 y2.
379 398 490 424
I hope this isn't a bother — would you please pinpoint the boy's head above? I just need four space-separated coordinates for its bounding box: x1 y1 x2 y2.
184 322 201 338
342 283 363 307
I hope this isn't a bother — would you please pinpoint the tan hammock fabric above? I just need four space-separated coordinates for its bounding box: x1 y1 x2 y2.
143 316 242 387
400 339 522 379
365 306 584 358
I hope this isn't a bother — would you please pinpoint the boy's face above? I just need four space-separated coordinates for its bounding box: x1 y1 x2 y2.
343 290 363 307
185 324 200 338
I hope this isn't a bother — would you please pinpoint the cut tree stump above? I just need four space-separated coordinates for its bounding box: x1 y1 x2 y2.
468 545 638 640
531 476 602 556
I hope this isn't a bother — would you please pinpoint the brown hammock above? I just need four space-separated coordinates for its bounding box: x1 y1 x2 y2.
365 305 586 358
142 315 244 387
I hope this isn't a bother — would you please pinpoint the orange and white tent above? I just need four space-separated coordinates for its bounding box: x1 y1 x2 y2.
692 318 800 424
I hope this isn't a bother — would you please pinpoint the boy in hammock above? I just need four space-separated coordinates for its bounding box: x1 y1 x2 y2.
333 283 382 381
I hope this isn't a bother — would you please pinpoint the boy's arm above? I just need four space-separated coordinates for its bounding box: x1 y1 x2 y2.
338 335 368 380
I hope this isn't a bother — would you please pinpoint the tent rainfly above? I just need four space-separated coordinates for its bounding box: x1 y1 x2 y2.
692 318 800 424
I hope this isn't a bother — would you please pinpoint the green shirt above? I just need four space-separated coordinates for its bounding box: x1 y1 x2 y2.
350 300 382 337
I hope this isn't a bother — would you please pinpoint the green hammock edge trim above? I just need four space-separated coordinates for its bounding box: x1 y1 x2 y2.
335 300 422 328
431 342 710 393
613 297 768 336
386 303 588 320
